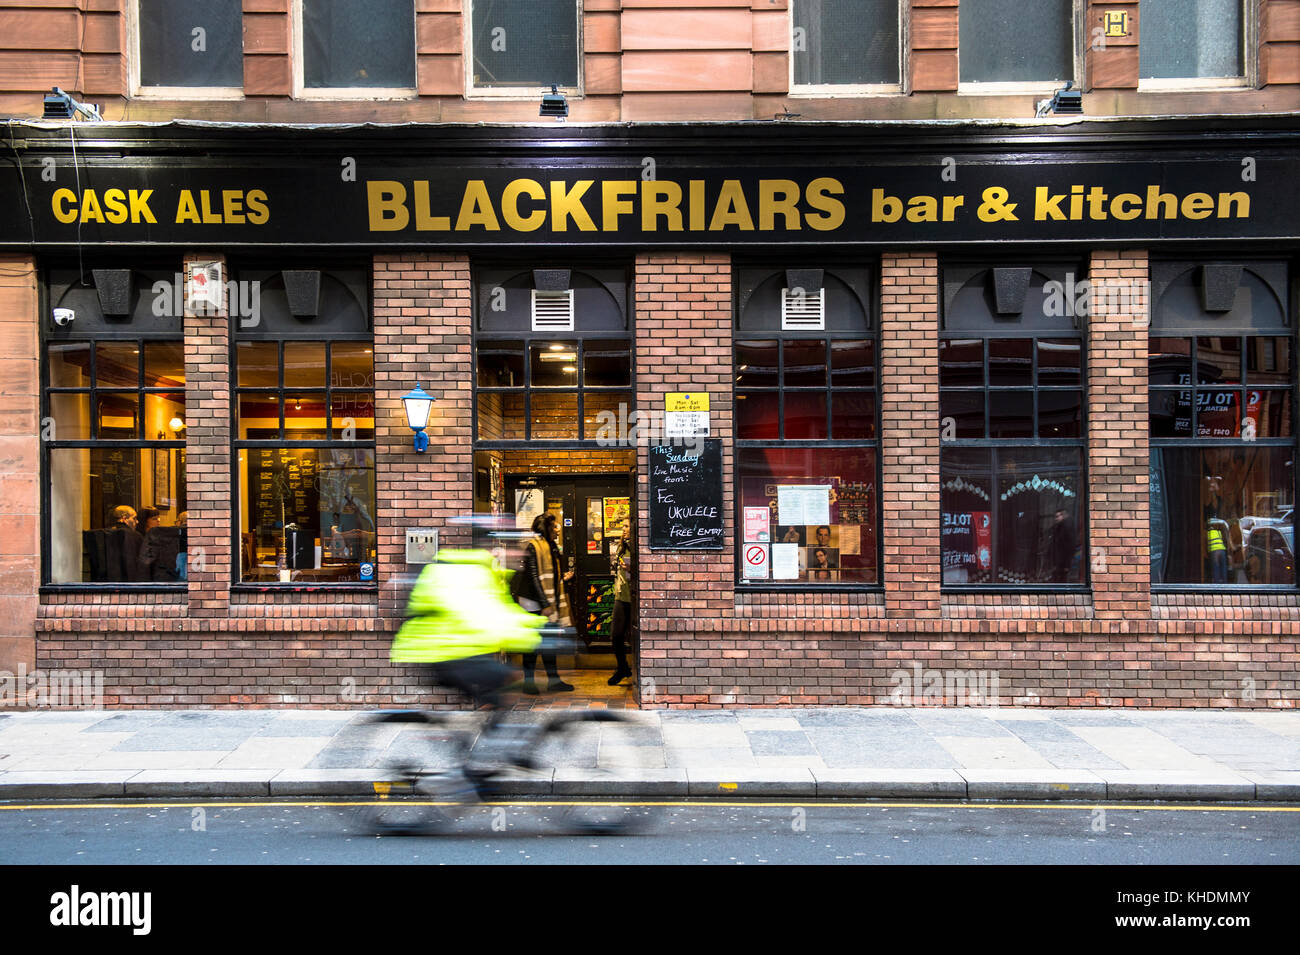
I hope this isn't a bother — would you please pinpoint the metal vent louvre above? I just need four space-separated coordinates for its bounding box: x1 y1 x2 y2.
781 287 825 330
531 289 575 331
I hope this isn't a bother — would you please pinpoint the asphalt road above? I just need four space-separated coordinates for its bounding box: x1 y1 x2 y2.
2 799 1298 865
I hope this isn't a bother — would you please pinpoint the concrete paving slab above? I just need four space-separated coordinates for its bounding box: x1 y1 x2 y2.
737 716 804 731
109 731 262 753
1241 771 1300 801
812 769 968 798
746 730 815 756
1067 727 1231 772
217 737 336 770
1101 770 1256 801
755 755 828 771
665 747 757 769
253 719 352 738
0 770 134 798
82 750 231 771
936 735 1059 771
959 769 1107 800
686 768 817 797
553 768 688 796
662 724 750 748
989 710 1055 721
123 770 277 797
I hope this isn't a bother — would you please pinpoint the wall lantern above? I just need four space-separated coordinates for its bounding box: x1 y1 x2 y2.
402 385 435 453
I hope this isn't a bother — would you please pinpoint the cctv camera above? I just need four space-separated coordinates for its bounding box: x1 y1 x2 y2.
52 307 75 326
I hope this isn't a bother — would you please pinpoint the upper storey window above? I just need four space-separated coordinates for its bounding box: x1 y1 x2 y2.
959 0 1074 89
470 0 581 94
791 0 902 91
135 0 243 93
298 0 416 95
1139 0 1246 87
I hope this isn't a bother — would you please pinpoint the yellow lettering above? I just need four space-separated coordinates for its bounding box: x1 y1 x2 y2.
689 180 706 231
221 190 245 225
1181 192 1213 219
759 179 801 231
641 180 683 232
601 180 638 232
52 188 77 224
413 181 452 231
1218 191 1250 218
79 189 103 224
805 177 845 231
500 179 545 232
943 195 965 221
175 190 201 225
366 181 408 232
102 189 128 225
906 195 938 223
245 189 269 225
709 180 754 231
129 189 156 224
1111 193 1141 220
455 180 500 231
199 190 222 224
549 180 595 232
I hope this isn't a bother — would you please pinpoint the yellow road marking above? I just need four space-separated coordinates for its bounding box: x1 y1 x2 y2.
0 800 1298 813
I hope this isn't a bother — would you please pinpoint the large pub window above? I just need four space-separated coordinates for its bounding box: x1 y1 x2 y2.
1148 260 1296 588
43 268 187 586
939 262 1087 588
734 266 879 587
474 267 631 444
233 268 376 586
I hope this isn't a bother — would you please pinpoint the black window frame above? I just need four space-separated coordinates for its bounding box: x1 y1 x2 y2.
231 283 376 593
40 314 187 592
939 261 1090 593
1148 257 1298 593
733 264 883 593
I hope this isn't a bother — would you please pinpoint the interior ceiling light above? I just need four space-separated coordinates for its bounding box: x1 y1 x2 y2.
539 351 577 362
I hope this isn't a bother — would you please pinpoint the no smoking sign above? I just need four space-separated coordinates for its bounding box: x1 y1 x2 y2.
743 543 769 580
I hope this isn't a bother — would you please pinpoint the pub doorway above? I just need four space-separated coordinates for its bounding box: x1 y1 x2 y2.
475 451 638 707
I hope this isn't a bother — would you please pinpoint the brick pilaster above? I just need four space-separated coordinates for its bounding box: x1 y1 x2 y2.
1087 250 1151 619
373 254 474 618
0 254 39 671
880 251 941 618
634 253 733 700
184 254 231 617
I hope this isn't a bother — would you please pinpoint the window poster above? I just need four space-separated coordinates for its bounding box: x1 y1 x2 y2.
587 497 604 553
771 542 800 580
603 496 630 539
743 506 770 542
777 484 832 526
515 487 544 530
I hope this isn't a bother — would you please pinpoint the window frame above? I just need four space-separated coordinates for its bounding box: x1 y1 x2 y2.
231 329 377 592
1147 258 1298 593
464 0 584 100
1136 0 1255 92
938 261 1090 593
291 0 418 101
957 0 1085 96
787 0 907 97
40 321 188 592
128 0 245 101
733 267 883 593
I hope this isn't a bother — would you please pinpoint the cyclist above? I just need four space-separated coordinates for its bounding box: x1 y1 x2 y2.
390 546 545 719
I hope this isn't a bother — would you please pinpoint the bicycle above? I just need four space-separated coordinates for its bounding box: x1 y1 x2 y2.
352 701 651 837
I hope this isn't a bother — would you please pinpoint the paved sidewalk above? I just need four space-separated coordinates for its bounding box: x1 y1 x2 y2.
1 707 1299 801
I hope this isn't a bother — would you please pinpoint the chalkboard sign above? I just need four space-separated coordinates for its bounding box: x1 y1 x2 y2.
649 440 724 549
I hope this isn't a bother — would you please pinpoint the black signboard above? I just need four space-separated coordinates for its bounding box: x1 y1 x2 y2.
649 440 724 550
2 119 1298 249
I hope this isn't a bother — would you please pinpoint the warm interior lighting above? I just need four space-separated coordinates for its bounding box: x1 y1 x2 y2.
540 352 578 362
169 416 185 432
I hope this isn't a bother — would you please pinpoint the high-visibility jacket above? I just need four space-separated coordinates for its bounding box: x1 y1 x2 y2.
1207 524 1227 554
390 549 543 664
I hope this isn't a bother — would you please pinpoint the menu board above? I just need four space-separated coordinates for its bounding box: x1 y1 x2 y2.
649 440 724 549
251 448 319 534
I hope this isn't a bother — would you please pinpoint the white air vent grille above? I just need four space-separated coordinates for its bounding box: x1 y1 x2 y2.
532 289 575 331
781 287 825 330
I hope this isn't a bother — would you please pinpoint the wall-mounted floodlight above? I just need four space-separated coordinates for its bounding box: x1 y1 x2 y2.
539 85 568 120
43 87 102 122
1035 82 1083 117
